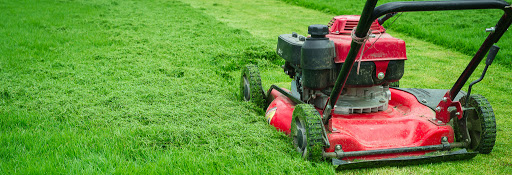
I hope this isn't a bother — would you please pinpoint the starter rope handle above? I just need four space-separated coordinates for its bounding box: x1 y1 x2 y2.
350 28 372 75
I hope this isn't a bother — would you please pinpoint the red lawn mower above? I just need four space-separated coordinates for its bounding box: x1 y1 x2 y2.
241 0 512 169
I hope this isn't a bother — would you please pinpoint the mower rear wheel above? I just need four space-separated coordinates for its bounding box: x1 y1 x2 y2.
240 64 266 109
290 104 325 161
459 94 497 154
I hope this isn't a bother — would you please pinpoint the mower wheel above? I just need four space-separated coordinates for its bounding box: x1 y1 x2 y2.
240 64 266 109
290 104 325 161
459 94 497 154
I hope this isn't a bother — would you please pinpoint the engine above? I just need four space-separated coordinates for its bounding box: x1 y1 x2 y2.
276 15 406 114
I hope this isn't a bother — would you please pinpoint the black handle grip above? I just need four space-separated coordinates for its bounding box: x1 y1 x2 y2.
487 45 500 65
372 0 511 25
378 12 397 25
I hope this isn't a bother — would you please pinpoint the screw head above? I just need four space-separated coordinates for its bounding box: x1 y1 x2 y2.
437 120 443 124
421 99 427 103
435 107 442 112
442 97 448 102
377 72 385 79
455 112 461 116
442 137 448 142
335 145 342 150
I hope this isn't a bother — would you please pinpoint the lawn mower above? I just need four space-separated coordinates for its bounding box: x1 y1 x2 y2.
240 0 512 169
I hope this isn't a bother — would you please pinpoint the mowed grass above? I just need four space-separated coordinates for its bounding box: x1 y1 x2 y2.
280 0 512 67
184 0 512 174
0 0 511 174
0 0 332 174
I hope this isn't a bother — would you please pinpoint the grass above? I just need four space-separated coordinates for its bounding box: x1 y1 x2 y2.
279 0 512 67
0 0 511 174
0 0 332 174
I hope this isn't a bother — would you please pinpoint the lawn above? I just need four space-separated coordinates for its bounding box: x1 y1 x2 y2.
1 0 511 174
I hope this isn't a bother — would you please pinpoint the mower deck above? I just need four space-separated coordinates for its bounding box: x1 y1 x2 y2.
325 88 454 160
267 88 458 161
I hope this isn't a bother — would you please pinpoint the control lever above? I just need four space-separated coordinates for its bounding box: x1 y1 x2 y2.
465 45 500 107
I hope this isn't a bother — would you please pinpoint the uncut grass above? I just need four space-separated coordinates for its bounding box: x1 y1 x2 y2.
280 0 512 67
0 0 333 174
184 0 512 174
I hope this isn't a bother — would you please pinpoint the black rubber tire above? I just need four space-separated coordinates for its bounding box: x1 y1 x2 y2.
290 104 325 161
459 94 497 154
240 64 266 109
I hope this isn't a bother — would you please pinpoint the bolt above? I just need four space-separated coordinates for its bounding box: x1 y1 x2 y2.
377 72 385 79
335 145 342 151
437 120 443 124
432 117 437 121
379 98 386 103
442 137 448 142
455 112 461 116
486 27 496 33
332 127 337 131
435 107 442 112
421 99 427 103
442 97 448 102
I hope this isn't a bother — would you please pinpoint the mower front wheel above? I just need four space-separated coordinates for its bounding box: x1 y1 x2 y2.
459 94 497 154
240 64 266 109
290 104 326 161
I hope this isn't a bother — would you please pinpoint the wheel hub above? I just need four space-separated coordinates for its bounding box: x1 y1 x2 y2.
467 111 483 150
243 76 250 101
293 119 307 153
296 129 304 148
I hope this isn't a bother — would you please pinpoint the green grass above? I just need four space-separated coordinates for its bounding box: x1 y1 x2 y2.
0 0 332 174
280 0 512 67
1 0 511 174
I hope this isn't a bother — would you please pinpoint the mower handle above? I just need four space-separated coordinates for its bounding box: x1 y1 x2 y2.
373 0 511 24
377 12 397 25
329 0 512 111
